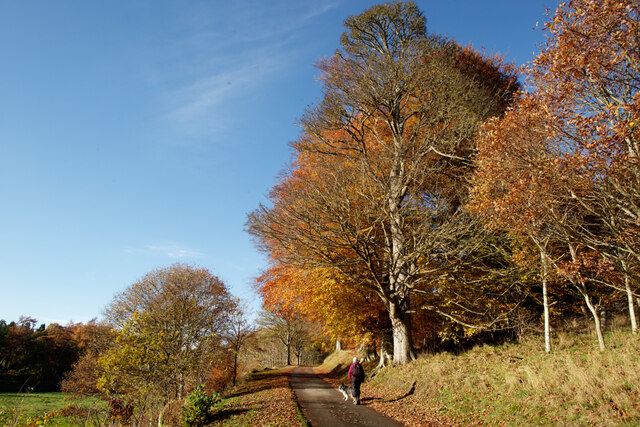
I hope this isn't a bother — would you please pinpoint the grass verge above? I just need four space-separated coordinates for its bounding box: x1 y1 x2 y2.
209 366 307 426
361 330 640 426
0 392 108 426
0 368 306 427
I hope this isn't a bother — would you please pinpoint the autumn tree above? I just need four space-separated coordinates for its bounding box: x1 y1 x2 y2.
99 264 236 421
61 320 114 394
248 1 518 364
222 299 255 386
472 0 640 349
256 309 314 366
530 0 640 336
29 323 80 386
471 95 567 352
256 263 392 363
0 317 84 392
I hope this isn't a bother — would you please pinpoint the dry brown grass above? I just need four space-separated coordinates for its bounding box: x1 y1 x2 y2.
362 330 640 426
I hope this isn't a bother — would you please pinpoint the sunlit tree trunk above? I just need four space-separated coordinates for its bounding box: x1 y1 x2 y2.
583 290 606 352
377 328 393 369
567 242 606 351
388 299 415 365
541 250 551 354
533 235 552 353
622 260 638 335
386 140 417 363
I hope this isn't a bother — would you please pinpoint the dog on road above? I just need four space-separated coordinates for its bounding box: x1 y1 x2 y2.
338 383 358 404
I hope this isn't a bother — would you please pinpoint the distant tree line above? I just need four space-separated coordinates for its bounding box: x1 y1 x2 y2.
0 316 92 392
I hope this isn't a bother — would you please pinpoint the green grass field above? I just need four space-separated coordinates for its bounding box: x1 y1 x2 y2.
0 392 108 426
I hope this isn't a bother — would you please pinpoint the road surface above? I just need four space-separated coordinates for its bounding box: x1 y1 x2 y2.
290 366 403 427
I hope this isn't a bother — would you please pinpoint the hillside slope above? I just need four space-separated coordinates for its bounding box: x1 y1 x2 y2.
317 331 640 426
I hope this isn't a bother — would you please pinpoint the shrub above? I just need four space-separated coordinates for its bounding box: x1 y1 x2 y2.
107 397 134 424
182 384 220 427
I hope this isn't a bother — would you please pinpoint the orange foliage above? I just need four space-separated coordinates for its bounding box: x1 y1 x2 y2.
473 0 639 266
256 264 385 346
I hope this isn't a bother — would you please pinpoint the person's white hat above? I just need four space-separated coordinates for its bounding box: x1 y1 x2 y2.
353 357 358 363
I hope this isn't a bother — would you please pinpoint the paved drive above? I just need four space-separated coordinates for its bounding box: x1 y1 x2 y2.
290 366 403 427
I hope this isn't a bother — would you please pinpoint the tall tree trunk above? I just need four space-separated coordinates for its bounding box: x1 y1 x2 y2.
388 300 415 365
538 241 552 353
232 350 238 386
622 260 638 335
284 329 292 366
583 289 606 351
385 136 416 365
286 343 291 366
567 241 606 351
158 401 171 427
335 339 342 351
377 327 393 369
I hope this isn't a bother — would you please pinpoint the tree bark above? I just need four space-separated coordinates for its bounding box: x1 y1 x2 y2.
629 290 638 335
158 401 171 427
622 261 638 335
232 350 238 386
388 300 415 365
385 133 416 364
566 241 606 351
535 237 552 353
286 342 291 366
358 343 378 362
542 253 551 354
583 290 606 351
377 328 393 369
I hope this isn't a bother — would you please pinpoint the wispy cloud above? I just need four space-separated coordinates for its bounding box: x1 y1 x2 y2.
300 1 342 21
124 243 202 259
147 244 202 259
156 1 341 135
168 48 285 125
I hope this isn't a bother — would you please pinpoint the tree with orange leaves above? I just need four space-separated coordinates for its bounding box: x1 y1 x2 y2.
248 2 518 364
472 0 640 350
256 263 391 362
531 0 640 337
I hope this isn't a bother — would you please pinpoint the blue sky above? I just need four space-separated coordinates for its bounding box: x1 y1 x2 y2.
0 0 557 325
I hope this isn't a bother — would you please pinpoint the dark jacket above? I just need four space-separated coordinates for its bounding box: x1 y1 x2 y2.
348 362 365 381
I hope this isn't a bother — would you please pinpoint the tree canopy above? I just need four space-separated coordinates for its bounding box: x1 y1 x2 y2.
248 1 519 364
471 0 640 350
98 264 237 418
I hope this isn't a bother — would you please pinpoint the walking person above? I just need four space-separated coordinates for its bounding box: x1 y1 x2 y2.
348 356 365 404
